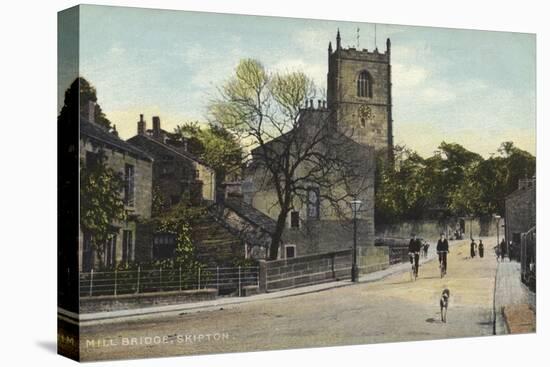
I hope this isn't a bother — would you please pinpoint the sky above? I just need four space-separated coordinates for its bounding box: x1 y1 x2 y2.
60 5 536 157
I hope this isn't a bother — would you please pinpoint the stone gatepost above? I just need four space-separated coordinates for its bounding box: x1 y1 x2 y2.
258 260 268 293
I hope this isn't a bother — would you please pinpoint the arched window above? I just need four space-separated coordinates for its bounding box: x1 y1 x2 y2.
357 71 373 98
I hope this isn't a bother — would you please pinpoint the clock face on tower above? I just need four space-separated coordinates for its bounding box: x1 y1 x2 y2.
358 104 374 122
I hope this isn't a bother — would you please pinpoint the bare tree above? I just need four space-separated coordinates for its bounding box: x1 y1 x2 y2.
209 59 373 260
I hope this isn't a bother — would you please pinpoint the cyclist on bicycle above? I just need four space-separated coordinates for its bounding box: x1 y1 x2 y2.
437 233 449 275
408 233 422 277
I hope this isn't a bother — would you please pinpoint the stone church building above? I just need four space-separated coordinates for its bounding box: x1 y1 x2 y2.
327 30 393 156
241 31 393 266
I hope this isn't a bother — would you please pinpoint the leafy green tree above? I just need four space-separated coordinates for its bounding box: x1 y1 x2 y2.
173 122 244 184
498 141 536 196
151 201 207 272
151 185 167 217
376 145 432 222
80 150 126 257
449 142 535 217
209 59 371 260
59 77 112 129
375 141 534 223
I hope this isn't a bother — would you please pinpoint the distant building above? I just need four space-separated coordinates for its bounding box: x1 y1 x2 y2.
505 177 536 260
79 114 153 272
127 115 216 208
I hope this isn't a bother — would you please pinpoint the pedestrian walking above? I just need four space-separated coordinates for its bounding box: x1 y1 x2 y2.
470 239 477 258
499 239 507 262
423 242 430 258
408 233 422 278
478 239 484 258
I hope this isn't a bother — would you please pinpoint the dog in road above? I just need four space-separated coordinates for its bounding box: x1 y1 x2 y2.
440 288 450 323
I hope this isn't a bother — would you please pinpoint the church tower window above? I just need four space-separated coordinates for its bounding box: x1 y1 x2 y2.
357 71 373 98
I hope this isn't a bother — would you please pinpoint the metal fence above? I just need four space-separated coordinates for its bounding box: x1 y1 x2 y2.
388 246 410 265
79 266 259 298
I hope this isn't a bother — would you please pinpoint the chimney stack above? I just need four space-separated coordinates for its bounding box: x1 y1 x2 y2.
152 116 161 139
137 114 146 135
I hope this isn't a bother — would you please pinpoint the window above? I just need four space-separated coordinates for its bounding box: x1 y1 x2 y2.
153 233 177 260
171 195 180 205
195 169 200 179
307 188 320 219
290 211 300 229
285 245 296 259
357 70 373 98
122 230 134 264
85 151 100 169
103 235 117 268
124 164 135 207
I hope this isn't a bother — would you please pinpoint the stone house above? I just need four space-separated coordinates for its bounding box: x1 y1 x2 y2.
127 115 216 207
79 116 153 272
505 178 536 259
127 115 246 265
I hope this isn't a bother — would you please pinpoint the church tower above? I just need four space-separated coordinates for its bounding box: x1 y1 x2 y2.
327 30 393 157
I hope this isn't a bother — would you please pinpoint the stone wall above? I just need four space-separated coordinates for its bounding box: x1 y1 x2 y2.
376 216 501 241
258 247 390 292
505 185 536 246
79 288 218 313
258 249 352 292
282 219 374 255
357 245 389 273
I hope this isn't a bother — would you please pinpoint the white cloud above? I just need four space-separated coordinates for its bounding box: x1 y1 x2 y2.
270 58 326 90
393 63 428 88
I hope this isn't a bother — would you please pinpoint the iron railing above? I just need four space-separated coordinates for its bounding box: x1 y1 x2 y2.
79 266 259 298
388 246 410 265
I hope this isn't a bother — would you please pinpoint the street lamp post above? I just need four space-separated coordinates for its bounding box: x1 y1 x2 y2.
494 214 502 258
350 199 363 283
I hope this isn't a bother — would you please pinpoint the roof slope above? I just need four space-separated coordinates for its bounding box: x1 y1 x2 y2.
127 134 212 169
224 196 277 234
80 118 152 161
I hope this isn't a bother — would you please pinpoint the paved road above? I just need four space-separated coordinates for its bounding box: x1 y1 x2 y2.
80 239 499 361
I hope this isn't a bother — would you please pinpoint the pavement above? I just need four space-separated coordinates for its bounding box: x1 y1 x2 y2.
493 260 536 334
62 236 465 326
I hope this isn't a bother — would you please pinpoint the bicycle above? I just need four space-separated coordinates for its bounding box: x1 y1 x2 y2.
409 252 419 281
438 251 448 278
